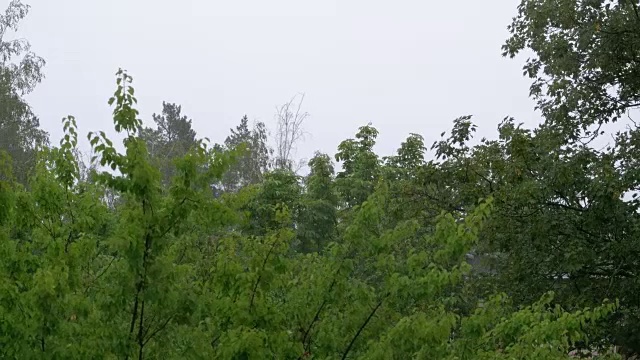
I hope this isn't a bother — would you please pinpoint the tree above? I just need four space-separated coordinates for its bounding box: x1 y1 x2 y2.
0 0 48 185
504 0 640 141
220 115 272 192
274 93 308 172
335 124 381 209
0 69 621 359
239 169 302 237
381 133 445 233
501 0 640 354
139 101 197 186
384 133 426 173
84 69 236 358
416 113 640 355
297 152 338 253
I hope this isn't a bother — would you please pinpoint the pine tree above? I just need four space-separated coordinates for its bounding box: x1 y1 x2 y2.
139 101 197 186
220 115 272 192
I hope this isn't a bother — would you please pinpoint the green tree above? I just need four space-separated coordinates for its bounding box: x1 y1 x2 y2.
504 0 640 140
139 101 198 186
240 169 302 237
420 114 640 355
501 0 640 354
86 69 236 358
335 124 381 209
0 0 48 185
220 115 272 192
297 152 338 253
0 68 626 359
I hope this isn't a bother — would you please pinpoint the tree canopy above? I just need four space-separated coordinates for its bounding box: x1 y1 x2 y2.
2 0 640 358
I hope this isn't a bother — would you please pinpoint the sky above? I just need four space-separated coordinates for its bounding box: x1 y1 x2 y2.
17 0 538 170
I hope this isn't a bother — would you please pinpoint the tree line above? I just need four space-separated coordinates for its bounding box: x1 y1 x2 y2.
2 0 640 358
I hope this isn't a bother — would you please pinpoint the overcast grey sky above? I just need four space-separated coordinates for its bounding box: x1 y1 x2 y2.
18 0 537 166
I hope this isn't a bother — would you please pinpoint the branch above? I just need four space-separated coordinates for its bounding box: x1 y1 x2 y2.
544 201 586 212
128 199 153 359
249 236 280 311
143 314 175 346
129 278 143 335
137 299 146 359
64 190 78 253
628 0 640 24
298 272 340 358
84 256 116 295
157 197 190 239
340 298 385 360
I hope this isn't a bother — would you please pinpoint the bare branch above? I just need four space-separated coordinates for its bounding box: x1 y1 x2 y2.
274 93 309 172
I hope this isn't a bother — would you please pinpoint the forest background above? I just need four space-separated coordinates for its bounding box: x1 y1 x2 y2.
1 0 640 359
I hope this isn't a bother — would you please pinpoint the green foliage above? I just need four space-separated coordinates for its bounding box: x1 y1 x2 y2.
219 115 272 193
139 102 198 186
490 0 640 354
0 0 48 185
4 0 640 356
335 124 381 209
0 69 620 359
297 152 338 253
504 0 640 139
